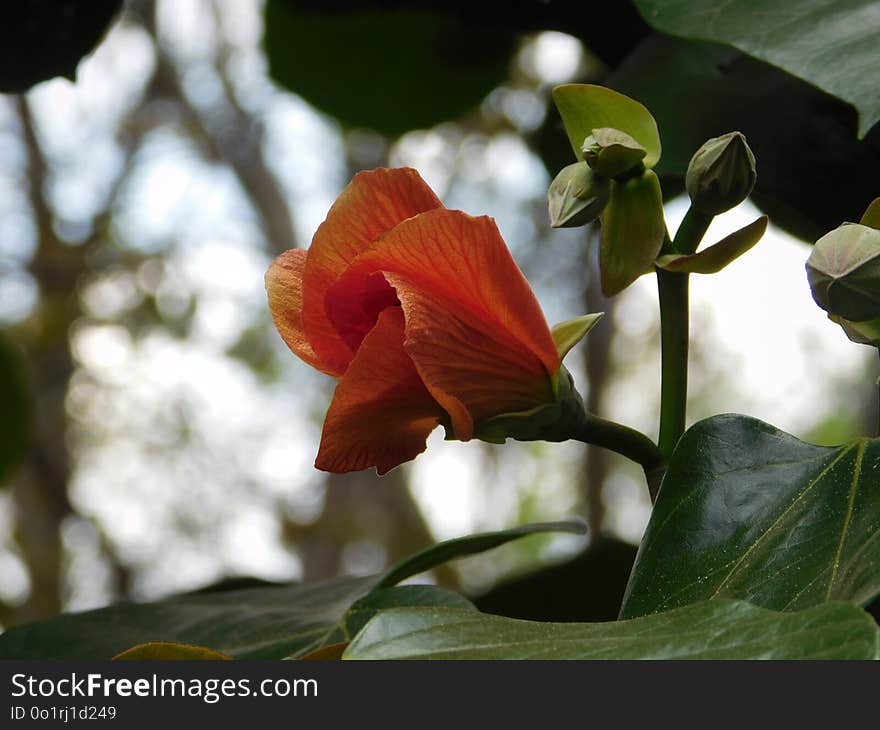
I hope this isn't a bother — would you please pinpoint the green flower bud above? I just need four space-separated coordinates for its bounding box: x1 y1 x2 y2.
582 127 647 178
807 223 880 322
686 132 756 215
547 161 611 229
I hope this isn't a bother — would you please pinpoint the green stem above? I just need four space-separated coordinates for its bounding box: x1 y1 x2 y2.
571 413 666 502
671 206 713 256
656 206 713 459
656 268 689 459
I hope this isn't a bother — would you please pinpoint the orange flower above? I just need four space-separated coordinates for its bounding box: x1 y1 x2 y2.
266 168 560 474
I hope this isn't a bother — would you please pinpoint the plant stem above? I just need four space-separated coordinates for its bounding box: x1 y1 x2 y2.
571 413 666 501
656 268 689 459
671 206 713 256
656 206 713 459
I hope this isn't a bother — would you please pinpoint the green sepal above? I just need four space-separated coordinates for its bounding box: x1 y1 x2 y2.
860 197 880 230
599 169 666 296
656 216 767 274
552 84 661 167
474 366 587 444
551 313 604 362
547 161 611 228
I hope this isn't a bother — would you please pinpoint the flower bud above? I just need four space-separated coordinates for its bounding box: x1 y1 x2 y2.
548 161 611 228
686 132 756 215
582 127 647 178
807 223 880 322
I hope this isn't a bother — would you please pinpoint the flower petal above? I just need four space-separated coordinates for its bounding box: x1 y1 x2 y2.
315 307 443 475
302 168 443 376
265 249 329 374
328 209 559 440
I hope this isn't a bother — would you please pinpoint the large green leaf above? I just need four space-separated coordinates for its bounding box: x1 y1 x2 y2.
621 414 880 619
608 35 880 242
0 576 377 660
633 0 880 137
264 2 516 135
0 1 122 92
0 520 575 659
344 599 878 659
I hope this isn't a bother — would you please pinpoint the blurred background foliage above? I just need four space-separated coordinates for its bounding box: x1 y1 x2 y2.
0 0 877 630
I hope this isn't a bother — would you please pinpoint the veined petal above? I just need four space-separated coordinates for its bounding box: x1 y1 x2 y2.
328 209 559 439
302 168 443 375
390 278 556 441
315 307 443 475
265 249 329 374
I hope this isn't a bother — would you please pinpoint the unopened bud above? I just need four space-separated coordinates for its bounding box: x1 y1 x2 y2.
686 132 756 215
582 128 647 178
807 223 880 322
548 161 611 228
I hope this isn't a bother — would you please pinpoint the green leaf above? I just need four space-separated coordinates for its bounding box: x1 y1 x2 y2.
552 84 662 167
113 642 232 660
0 1 122 93
0 576 378 660
344 599 878 659
599 169 666 296
550 314 604 362
861 197 880 229
374 520 587 591
621 414 880 619
0 334 30 486
0 520 578 659
633 0 880 137
656 216 767 273
264 2 515 135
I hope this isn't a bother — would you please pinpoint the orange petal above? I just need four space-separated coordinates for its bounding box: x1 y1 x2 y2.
265 249 331 375
328 209 559 439
302 168 443 375
315 307 443 475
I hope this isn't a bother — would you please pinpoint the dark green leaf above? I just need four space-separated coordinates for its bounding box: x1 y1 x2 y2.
264 2 516 135
621 415 880 618
0 334 30 486
609 35 880 242
344 599 878 659
656 216 767 273
599 169 666 296
633 0 880 137
0 1 121 92
0 576 377 660
0 519 568 659
374 520 586 591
